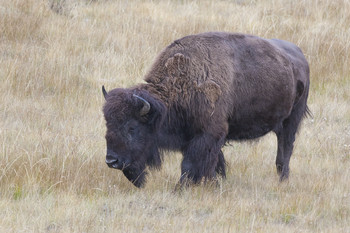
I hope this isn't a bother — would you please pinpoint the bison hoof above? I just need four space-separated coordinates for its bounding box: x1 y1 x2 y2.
279 168 289 182
276 164 283 175
279 173 289 182
276 164 289 181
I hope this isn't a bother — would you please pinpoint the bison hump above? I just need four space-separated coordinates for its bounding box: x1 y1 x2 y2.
165 53 190 78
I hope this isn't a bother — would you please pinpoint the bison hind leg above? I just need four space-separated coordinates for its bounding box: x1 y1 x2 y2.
274 98 309 181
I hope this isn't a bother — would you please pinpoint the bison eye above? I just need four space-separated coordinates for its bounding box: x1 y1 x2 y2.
128 126 136 134
126 120 139 136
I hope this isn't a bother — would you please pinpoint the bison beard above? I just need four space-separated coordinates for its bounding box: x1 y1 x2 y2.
122 166 146 188
102 32 310 188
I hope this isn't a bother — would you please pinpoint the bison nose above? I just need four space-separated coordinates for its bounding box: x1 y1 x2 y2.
106 153 127 170
106 155 118 165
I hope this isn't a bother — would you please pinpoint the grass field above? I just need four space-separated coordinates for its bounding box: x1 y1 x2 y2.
0 0 349 232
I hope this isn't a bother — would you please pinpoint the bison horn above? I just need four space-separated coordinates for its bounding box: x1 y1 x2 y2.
133 94 150 116
102 85 108 100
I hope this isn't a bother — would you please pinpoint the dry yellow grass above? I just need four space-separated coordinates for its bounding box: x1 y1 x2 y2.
0 0 349 232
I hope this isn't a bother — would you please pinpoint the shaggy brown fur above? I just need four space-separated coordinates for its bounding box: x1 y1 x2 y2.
102 32 310 188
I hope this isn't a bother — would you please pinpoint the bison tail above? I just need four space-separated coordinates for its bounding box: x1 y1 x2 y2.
295 80 312 119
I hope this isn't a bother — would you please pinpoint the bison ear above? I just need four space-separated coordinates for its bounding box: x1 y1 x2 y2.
147 97 166 132
133 92 165 131
102 85 108 100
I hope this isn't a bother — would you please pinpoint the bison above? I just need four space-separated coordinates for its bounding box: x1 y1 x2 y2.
102 32 310 188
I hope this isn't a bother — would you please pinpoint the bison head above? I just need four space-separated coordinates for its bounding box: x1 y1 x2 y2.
102 86 165 187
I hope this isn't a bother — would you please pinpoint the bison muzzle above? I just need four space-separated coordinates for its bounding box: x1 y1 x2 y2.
102 32 310 188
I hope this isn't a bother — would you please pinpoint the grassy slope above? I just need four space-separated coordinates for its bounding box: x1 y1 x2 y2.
0 0 349 232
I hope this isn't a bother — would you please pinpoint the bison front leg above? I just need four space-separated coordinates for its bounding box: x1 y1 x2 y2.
179 133 225 186
215 150 226 178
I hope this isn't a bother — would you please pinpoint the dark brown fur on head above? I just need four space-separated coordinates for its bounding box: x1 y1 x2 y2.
103 88 165 187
